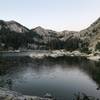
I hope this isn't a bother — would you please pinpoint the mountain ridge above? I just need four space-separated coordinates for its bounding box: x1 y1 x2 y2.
0 17 100 52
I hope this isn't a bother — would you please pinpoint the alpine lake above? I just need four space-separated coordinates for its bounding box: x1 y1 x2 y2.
0 51 100 100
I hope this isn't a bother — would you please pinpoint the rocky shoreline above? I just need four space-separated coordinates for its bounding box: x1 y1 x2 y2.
0 50 100 62
0 87 54 100
28 50 100 62
0 87 98 100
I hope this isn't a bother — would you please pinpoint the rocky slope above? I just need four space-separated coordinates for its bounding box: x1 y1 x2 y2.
79 17 100 52
57 30 80 50
31 26 60 50
0 17 100 52
0 20 30 50
0 20 29 33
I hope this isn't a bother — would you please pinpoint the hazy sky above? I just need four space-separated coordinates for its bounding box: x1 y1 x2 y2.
0 0 100 31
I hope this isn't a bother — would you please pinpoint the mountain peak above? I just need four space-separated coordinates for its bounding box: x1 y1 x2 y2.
0 20 18 25
91 17 100 27
33 26 45 31
0 20 29 33
0 20 7 25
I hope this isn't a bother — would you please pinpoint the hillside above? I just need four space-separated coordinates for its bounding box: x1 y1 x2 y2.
79 17 100 52
0 17 100 52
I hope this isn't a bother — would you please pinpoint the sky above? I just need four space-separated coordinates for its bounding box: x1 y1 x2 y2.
0 0 100 31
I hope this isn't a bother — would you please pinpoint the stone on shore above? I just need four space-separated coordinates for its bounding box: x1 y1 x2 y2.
0 87 53 100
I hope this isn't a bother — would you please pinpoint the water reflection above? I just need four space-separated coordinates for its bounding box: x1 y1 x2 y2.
0 55 100 100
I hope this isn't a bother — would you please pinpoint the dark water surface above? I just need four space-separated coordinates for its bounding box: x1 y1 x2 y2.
0 52 100 100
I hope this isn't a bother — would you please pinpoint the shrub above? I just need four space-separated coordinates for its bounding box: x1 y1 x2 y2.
95 42 100 51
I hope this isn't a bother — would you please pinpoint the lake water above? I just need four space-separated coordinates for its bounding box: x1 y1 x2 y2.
0 52 100 100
